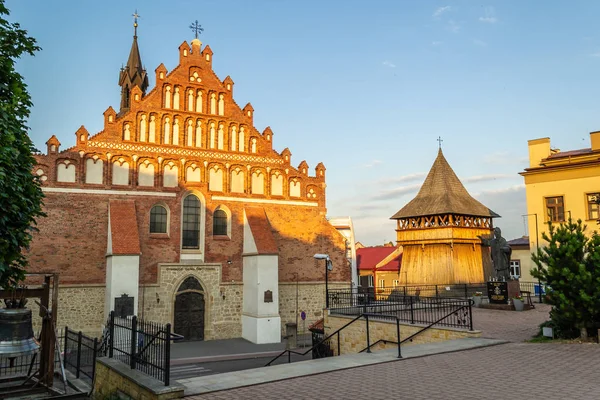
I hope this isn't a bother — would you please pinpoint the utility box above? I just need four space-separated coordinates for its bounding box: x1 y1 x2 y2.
285 322 297 349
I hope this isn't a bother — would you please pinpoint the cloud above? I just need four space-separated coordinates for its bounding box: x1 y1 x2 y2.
473 39 487 47
433 6 451 18
447 20 461 33
590 52 600 58
382 61 396 68
461 174 514 183
472 184 525 197
371 184 422 201
479 7 497 23
363 159 383 168
431 41 443 46
376 172 427 185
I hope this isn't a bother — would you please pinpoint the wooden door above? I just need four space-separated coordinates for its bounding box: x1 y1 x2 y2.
174 292 205 341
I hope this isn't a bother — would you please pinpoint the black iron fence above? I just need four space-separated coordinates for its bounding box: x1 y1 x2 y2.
63 327 98 383
105 311 171 386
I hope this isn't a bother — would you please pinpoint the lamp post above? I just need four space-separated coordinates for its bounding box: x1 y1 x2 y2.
314 254 332 308
522 213 542 303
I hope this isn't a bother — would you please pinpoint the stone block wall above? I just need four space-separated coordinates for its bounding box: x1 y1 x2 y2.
324 313 481 355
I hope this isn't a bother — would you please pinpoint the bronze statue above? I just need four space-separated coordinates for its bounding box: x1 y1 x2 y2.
478 227 512 281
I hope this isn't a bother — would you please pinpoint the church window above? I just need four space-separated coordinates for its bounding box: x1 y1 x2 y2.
205 53 210 61
188 90 194 112
251 138 257 153
307 187 317 199
210 93 216 114
182 195 201 249
251 170 264 195
289 179 301 197
163 162 179 188
209 123 216 149
150 205 168 234
209 166 223 192
186 164 201 182
230 168 244 193
271 173 283 196
545 196 564 222
138 162 155 187
164 86 172 108
230 126 237 151
123 123 131 141
187 120 194 146
57 161 76 183
217 124 224 150
218 94 225 116
196 90 203 113
173 87 180 110
149 115 156 143
112 160 129 185
164 117 171 144
85 158 103 185
213 209 228 236
239 127 245 152
139 115 147 142
173 118 180 145
195 120 202 147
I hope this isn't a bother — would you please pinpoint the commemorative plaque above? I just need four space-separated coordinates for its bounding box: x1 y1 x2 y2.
115 294 134 317
264 290 273 303
487 281 508 304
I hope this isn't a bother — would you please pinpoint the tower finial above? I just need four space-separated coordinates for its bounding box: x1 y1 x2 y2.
190 20 204 39
132 10 140 37
437 136 443 150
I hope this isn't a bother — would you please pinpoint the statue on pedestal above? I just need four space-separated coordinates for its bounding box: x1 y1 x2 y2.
478 227 512 281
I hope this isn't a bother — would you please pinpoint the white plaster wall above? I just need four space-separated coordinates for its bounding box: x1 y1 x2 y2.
242 315 281 344
251 173 264 194
85 159 103 184
164 165 178 187
271 175 283 196
186 167 201 182
57 163 76 182
104 255 140 320
290 181 301 197
209 169 223 191
112 162 129 185
138 164 155 187
231 170 244 193
242 212 258 254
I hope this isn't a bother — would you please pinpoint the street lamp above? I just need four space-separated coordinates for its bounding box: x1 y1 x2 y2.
314 254 333 308
522 213 542 303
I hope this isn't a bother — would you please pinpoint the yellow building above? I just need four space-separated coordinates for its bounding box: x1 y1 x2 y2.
520 132 600 253
357 246 402 290
506 236 536 282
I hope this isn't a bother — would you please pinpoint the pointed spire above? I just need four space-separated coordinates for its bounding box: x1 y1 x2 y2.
390 149 500 219
118 11 149 113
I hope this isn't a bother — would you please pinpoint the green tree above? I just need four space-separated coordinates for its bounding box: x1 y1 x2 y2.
0 0 45 290
531 218 600 339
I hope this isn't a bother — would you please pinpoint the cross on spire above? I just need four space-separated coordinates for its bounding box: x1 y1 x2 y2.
437 136 443 149
132 10 140 37
190 20 204 39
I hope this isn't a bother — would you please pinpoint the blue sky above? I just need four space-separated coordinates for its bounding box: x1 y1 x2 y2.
9 1 600 245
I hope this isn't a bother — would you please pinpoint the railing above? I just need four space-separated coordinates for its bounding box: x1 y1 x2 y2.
63 327 98 382
105 312 172 386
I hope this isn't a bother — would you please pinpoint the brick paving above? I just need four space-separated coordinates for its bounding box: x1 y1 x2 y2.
186 305 596 399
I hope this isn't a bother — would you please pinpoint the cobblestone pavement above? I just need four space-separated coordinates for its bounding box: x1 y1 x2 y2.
190 342 600 400
472 303 551 342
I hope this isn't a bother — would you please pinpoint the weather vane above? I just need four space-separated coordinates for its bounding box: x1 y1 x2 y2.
437 136 443 149
190 20 204 39
132 10 140 37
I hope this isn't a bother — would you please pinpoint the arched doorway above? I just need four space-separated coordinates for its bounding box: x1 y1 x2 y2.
174 277 205 341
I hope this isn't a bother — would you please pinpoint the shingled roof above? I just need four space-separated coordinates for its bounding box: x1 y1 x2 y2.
391 149 499 219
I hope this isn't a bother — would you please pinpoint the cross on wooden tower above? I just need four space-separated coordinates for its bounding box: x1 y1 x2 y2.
437 136 443 149
132 10 140 37
190 20 204 39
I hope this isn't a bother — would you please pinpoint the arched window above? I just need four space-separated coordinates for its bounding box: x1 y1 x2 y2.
150 205 168 234
213 209 228 236
182 194 201 249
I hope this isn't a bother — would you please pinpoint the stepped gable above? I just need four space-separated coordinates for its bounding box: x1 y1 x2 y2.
391 149 499 219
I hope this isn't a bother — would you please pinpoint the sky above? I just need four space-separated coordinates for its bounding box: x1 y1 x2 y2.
8 0 600 246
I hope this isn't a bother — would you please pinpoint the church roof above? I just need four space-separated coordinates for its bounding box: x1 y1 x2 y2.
245 207 278 255
109 200 141 255
391 149 499 219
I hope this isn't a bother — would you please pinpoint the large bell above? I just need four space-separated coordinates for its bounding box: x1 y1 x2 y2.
0 308 40 357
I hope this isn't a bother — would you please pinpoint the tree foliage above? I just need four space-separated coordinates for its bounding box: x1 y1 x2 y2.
0 0 44 289
531 218 600 338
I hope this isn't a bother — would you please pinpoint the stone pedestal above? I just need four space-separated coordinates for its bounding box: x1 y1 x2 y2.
487 280 520 304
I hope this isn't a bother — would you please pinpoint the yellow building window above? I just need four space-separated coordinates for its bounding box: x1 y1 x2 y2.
378 279 385 288
545 196 565 222
587 193 600 220
392 280 400 287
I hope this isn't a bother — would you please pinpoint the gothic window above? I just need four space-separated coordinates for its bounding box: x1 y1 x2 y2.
210 93 216 114
112 160 129 185
150 205 168 234
209 123 216 149
164 117 171 144
188 90 194 112
172 118 180 146
271 172 283 196
182 194 201 249
289 179 301 197
307 187 317 199
186 164 201 182
163 163 179 188
173 87 180 109
209 166 223 192
164 86 172 108
230 168 244 193
139 115 147 142
230 126 237 151
251 170 264 195
57 161 76 183
251 138 257 153
138 162 155 187
123 123 131 141
218 94 225 116
85 159 103 185
217 124 224 150
213 208 228 236
239 127 245 152
196 90 203 113
187 120 194 147
149 115 156 143
195 120 202 147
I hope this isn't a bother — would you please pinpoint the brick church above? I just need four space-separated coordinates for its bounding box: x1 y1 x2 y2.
27 21 351 342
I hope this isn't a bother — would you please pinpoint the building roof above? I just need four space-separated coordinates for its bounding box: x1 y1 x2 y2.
356 247 401 271
391 149 499 219
546 148 593 159
109 200 141 255
507 236 530 247
245 207 278 254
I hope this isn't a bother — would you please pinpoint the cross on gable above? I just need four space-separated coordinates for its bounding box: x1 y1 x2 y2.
437 136 443 149
190 20 204 39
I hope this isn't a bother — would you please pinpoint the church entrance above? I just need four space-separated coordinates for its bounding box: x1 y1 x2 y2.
174 277 205 341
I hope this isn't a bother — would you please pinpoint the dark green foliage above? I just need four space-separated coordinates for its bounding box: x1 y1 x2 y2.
531 218 600 338
0 0 45 289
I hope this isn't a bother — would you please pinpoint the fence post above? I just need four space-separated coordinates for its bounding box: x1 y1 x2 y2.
337 331 340 356
64 326 69 368
165 323 171 386
76 331 83 379
396 318 402 359
92 337 98 383
410 296 414 324
365 314 371 353
109 311 115 359
468 302 474 331
130 316 137 370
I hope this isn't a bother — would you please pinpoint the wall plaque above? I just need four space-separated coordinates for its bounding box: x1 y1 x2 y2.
263 290 273 303
115 294 134 318
487 281 508 304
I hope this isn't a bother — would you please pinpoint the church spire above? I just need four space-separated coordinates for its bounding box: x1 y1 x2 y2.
118 10 149 113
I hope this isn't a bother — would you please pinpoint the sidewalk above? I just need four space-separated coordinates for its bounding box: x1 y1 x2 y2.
179 337 507 396
170 333 313 365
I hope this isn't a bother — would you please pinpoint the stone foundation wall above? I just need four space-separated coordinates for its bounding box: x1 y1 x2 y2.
324 313 481 355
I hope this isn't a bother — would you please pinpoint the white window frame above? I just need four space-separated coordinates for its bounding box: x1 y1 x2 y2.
510 260 521 279
378 279 385 288
367 275 374 287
